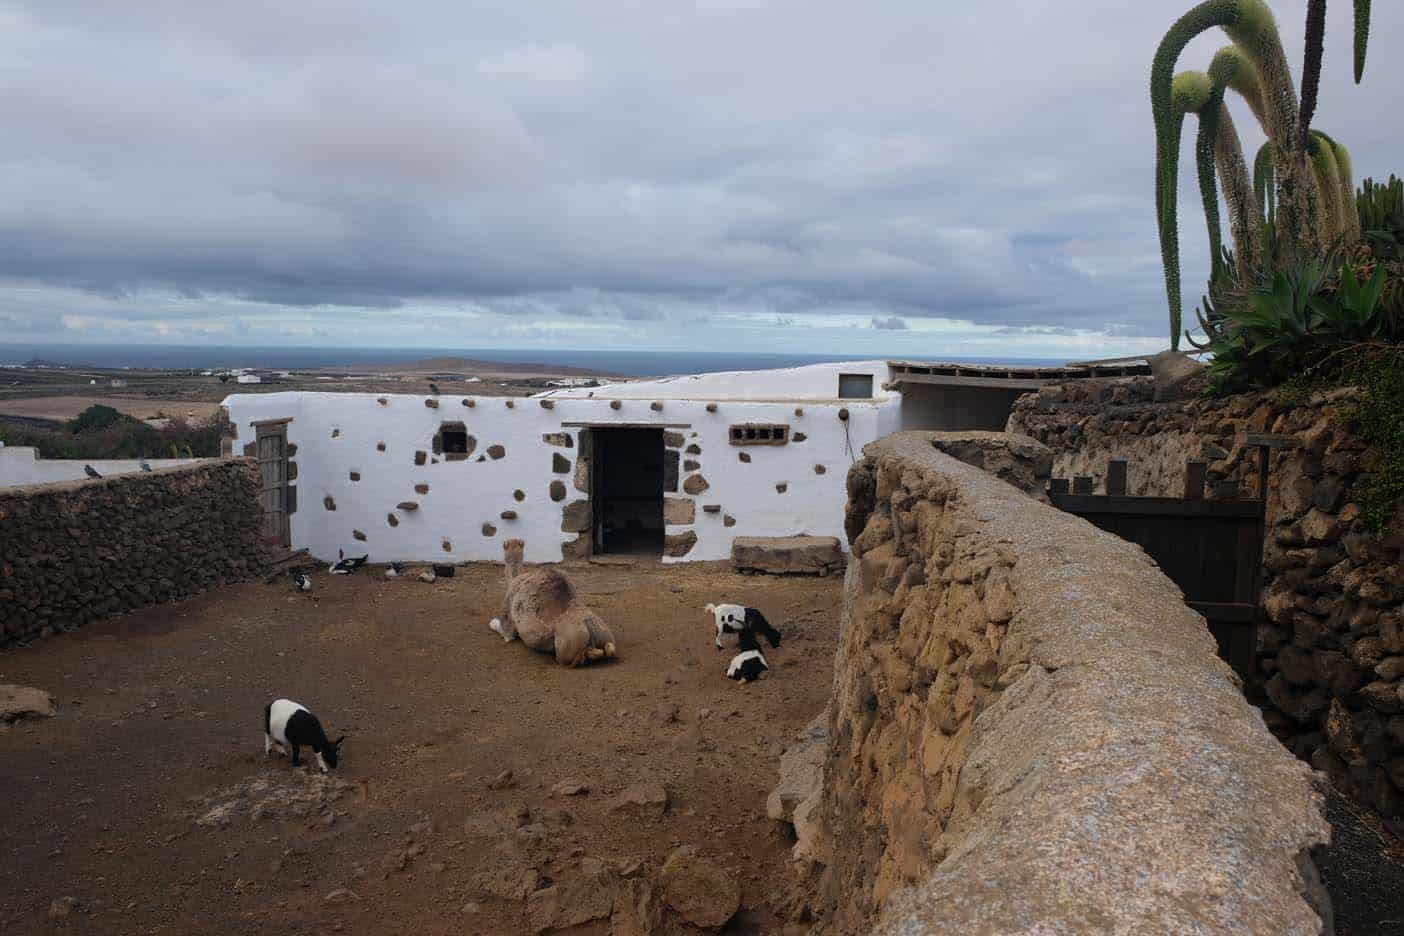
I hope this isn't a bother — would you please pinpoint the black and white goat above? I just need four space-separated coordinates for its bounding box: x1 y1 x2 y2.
264 698 344 772
726 629 769 684
704 603 782 651
291 571 312 592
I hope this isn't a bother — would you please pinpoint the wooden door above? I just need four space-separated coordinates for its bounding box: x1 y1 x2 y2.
255 422 290 548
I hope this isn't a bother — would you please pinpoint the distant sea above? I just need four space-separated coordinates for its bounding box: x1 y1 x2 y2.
0 345 1067 377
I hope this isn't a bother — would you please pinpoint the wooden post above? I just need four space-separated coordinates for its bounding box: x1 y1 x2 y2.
1184 461 1206 501
1072 476 1094 494
1106 460 1128 496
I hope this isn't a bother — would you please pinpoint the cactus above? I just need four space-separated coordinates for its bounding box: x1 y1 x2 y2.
1254 141 1277 223
1306 131 1344 248
1355 0 1372 83
1299 0 1326 148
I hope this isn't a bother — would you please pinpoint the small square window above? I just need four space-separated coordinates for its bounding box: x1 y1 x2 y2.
729 423 789 446
838 373 874 399
433 421 474 460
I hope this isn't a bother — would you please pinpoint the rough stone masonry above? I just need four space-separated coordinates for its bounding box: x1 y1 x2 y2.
809 432 1329 934
1010 376 1404 822
0 460 267 646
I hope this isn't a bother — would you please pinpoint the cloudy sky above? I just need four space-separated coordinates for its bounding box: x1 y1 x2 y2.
0 1 1399 360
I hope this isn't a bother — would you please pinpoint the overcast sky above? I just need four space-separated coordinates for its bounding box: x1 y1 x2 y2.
0 1 1399 360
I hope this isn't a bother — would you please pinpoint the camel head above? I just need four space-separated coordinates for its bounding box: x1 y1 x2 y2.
502 539 526 580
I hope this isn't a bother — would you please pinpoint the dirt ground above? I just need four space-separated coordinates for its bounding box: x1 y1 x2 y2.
0 561 838 935
0 396 222 424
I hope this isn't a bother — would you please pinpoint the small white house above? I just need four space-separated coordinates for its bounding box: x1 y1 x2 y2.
235 373 262 385
222 359 1128 564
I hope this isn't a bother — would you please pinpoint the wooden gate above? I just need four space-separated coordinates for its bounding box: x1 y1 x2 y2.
1047 438 1289 688
255 421 291 549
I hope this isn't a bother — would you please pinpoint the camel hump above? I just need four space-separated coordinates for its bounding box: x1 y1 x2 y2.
508 567 579 621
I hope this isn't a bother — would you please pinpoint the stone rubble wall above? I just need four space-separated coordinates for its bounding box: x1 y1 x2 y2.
0 460 267 647
813 431 1329 934
1010 377 1404 821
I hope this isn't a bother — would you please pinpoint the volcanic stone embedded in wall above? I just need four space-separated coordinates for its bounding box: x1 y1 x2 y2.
723 514 736 527
775 482 788 493
323 496 336 511
686 444 701 455
663 431 685 448
738 452 751 463
814 464 827 475
514 489 525 501
0 460 266 647
415 484 430 495
549 481 567 502
684 460 701 472
352 530 366 541
562 500 591 533
543 432 574 448
683 474 709 495
349 471 361 482
414 451 427 466
664 497 696 525
663 530 698 557
377 442 386 452
552 453 571 474
664 450 680 492
482 523 496 536
488 444 506 460
397 501 419 511
442 539 452 552
500 510 518 520
387 513 399 527
792 432 807 443
561 532 590 560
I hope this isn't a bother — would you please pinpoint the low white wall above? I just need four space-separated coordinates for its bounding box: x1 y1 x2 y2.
223 391 890 565
0 447 206 489
544 360 897 402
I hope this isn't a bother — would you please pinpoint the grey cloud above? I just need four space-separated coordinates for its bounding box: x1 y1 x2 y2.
0 1 1399 347
871 316 908 331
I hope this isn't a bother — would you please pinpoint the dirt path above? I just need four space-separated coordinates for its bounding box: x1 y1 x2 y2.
0 561 838 935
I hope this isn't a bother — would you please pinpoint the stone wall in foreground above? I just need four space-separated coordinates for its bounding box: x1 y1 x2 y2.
1009 377 1404 821
812 432 1329 934
0 460 266 646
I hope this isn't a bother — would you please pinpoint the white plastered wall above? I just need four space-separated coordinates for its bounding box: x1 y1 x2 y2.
222 390 890 565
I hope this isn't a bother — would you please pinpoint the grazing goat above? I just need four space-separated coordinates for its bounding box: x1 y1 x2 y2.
726 630 769 684
264 699 344 772
704 603 782 651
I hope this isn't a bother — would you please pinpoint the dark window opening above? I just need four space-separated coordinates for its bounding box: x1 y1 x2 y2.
838 373 874 399
593 427 665 556
730 423 789 446
435 421 472 461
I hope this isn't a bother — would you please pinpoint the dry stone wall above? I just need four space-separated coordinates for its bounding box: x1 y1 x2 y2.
813 432 1329 934
1010 377 1404 821
0 460 266 646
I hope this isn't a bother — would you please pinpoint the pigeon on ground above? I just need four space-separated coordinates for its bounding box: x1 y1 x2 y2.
329 550 369 574
83 465 102 479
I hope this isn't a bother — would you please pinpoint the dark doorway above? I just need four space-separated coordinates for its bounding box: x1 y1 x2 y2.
592 428 665 555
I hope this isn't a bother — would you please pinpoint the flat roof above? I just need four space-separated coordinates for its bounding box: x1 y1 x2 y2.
884 359 1151 390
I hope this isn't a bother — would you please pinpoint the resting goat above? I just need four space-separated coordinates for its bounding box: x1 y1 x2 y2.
726 630 769 684
704 603 781 651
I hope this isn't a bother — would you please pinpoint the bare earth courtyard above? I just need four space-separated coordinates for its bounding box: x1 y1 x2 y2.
0 561 839 935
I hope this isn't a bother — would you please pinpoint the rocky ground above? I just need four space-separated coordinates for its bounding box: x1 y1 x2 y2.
0 560 837 934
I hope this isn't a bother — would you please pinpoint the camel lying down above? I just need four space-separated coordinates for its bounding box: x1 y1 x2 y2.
488 539 617 666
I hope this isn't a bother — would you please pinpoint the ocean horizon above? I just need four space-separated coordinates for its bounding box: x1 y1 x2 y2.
0 344 1072 377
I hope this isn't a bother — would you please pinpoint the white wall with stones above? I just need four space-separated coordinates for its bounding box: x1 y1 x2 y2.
222 389 888 565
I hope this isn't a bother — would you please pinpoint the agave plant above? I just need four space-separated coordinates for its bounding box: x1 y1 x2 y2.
1152 0 1378 349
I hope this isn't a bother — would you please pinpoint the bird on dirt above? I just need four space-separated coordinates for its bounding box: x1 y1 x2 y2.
83 465 102 479
329 549 369 574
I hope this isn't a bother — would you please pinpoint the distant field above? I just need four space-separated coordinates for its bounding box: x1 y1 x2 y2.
0 395 220 423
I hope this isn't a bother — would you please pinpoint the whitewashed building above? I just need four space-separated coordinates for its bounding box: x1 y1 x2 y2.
221 359 1137 563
